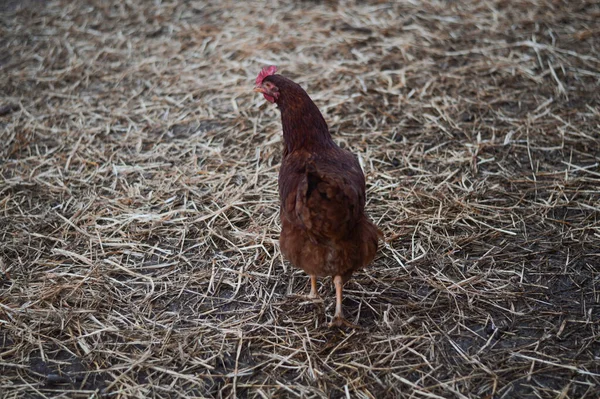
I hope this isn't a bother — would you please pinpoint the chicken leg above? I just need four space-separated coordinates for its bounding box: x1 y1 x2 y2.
307 275 319 299
328 275 359 328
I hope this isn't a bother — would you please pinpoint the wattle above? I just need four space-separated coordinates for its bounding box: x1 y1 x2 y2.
263 94 275 103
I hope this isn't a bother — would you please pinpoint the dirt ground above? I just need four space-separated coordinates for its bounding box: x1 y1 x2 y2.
1 1 599 398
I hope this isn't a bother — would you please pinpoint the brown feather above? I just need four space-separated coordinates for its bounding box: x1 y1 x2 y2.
265 73 381 281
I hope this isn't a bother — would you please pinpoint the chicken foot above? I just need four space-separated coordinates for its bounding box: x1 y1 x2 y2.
292 275 322 302
328 275 359 328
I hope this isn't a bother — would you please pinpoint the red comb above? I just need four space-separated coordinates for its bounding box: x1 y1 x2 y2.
256 65 277 85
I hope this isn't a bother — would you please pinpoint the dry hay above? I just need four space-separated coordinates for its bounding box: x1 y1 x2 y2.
1 0 600 398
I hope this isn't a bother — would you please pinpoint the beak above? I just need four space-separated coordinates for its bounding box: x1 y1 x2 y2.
253 85 266 94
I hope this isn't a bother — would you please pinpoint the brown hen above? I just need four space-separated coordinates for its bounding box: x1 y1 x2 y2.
254 66 381 327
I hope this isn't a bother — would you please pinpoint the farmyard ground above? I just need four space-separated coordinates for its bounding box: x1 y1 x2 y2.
1 1 599 398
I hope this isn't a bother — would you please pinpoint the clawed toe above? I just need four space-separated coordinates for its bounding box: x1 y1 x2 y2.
306 292 322 301
328 316 360 329
289 293 323 303
302 294 323 304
